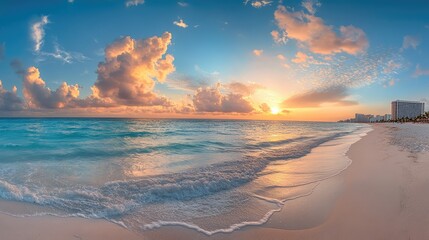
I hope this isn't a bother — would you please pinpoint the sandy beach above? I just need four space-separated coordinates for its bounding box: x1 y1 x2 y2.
2 123 429 240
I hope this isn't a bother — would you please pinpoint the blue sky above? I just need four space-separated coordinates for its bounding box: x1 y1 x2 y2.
0 0 428 120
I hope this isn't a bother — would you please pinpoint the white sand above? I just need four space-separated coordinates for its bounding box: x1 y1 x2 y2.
2 124 429 240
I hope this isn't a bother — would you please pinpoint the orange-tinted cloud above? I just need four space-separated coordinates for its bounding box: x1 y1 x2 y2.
92 32 174 107
253 49 263 56
23 67 80 109
227 82 264 96
282 85 357 108
274 5 368 55
192 84 254 113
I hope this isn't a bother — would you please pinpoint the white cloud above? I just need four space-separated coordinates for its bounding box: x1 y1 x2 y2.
178 2 188 7
39 43 88 63
31 16 49 52
173 19 188 28
125 0 144 7
302 0 321 15
401 35 420 51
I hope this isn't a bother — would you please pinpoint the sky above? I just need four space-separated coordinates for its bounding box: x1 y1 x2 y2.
0 0 428 121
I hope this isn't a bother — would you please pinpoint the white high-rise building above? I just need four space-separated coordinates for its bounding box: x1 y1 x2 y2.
391 100 425 120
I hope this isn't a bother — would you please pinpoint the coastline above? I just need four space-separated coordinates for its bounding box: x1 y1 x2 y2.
1 124 429 239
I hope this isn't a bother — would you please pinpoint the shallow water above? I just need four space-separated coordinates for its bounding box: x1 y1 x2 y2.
0 118 370 234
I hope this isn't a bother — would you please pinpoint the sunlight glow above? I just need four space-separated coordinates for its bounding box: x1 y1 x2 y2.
271 106 280 115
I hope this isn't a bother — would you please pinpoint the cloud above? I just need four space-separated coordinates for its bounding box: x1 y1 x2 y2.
92 32 175 107
282 85 357 108
292 51 308 63
277 54 286 61
303 50 402 89
302 0 321 15
177 2 188 7
271 30 287 44
253 49 263 56
39 42 88 63
192 84 254 113
68 0 74 3
384 79 395 87
413 64 429 77
259 102 271 113
0 81 24 111
173 19 188 28
273 5 368 55
23 67 81 109
401 35 420 51
168 74 212 91
125 0 144 7
383 60 401 74
245 0 272 8
226 82 264 96
0 43 4 60
292 51 326 66
31 16 49 52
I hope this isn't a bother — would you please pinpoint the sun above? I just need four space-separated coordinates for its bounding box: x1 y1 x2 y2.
271 106 280 115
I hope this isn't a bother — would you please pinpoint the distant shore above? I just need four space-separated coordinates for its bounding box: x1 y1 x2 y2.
1 124 429 239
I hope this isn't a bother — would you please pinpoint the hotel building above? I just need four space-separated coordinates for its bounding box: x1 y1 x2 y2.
391 100 425 120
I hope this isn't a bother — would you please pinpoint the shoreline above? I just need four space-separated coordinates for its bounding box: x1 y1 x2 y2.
2 124 429 239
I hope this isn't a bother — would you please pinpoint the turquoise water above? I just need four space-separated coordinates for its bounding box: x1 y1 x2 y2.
0 118 369 234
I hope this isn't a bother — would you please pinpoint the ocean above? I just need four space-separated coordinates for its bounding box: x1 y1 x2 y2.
0 118 370 234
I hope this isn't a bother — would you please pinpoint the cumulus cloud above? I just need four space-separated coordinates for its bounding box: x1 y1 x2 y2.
282 85 357 108
178 2 188 7
22 67 80 109
401 35 420 51
31 16 49 52
192 84 254 113
92 32 175 107
0 81 24 111
253 49 263 56
125 0 144 7
173 19 188 28
414 64 429 77
273 5 368 55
